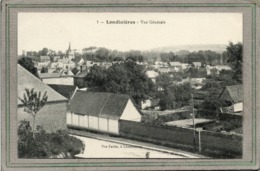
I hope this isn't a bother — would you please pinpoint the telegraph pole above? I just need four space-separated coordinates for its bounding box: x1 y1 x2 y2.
191 93 196 151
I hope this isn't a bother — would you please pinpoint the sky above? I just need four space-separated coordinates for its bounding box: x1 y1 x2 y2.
18 13 242 54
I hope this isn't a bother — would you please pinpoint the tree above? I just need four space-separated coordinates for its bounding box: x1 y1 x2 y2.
201 79 222 91
199 97 223 112
142 112 163 125
85 65 107 88
18 88 48 138
39 48 49 56
156 73 172 91
85 61 155 106
158 89 176 110
41 67 48 73
157 83 192 110
95 47 110 61
83 46 97 52
214 70 239 88
186 66 199 78
18 57 39 78
113 56 124 62
104 64 130 93
18 121 84 158
160 52 178 62
225 42 243 83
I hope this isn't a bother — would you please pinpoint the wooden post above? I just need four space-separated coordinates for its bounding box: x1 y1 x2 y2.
192 93 196 151
198 130 201 153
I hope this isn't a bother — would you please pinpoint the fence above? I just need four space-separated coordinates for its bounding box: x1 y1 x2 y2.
119 120 242 158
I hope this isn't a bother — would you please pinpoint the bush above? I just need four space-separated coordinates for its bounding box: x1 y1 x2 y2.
142 112 163 125
18 121 84 158
158 111 192 122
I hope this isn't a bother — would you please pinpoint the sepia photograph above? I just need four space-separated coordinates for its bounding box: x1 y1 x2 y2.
1 0 259 170
17 12 243 159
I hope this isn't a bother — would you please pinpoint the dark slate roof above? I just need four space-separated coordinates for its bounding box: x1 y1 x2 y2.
69 91 132 119
18 65 67 105
48 84 76 99
225 85 243 103
220 85 243 103
74 69 88 78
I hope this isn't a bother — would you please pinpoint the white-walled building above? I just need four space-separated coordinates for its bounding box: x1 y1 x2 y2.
169 62 182 72
145 70 159 83
193 62 202 68
67 91 142 135
39 71 74 85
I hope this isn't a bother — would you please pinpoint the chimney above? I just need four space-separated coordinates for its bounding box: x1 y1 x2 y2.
80 65 83 72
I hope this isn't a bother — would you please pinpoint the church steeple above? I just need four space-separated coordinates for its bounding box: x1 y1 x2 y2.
66 42 74 60
68 42 71 52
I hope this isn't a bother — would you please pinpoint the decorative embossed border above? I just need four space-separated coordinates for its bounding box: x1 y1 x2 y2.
1 0 259 170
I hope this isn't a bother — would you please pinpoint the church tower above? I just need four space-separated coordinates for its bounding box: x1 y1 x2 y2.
66 42 75 60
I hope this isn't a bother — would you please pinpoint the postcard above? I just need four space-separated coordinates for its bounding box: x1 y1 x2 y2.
1 0 259 170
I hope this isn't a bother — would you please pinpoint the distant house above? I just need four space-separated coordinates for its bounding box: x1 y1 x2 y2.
68 91 142 135
27 56 39 62
145 70 159 83
141 99 153 110
35 61 49 70
63 59 76 69
49 62 64 69
205 65 213 75
219 85 243 114
191 78 206 84
93 61 102 66
40 56 51 62
57 58 75 69
193 62 201 68
215 65 231 71
190 78 206 89
17 64 68 132
158 67 170 73
155 61 168 68
78 58 85 65
169 62 182 72
141 98 160 110
85 60 94 68
100 62 113 69
215 65 231 74
39 70 74 85
73 57 85 66
181 63 189 70
53 56 60 62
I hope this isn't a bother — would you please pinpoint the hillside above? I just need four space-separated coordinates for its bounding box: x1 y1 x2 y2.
150 44 227 53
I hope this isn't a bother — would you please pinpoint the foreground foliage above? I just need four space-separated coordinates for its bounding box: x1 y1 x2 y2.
18 88 48 139
18 121 84 158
